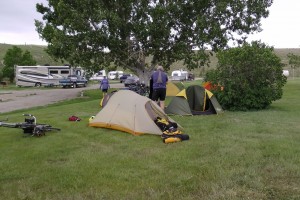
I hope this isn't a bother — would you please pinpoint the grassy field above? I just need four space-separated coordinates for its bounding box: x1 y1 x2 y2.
0 79 300 199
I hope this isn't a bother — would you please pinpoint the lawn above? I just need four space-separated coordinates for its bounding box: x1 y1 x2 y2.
0 79 299 199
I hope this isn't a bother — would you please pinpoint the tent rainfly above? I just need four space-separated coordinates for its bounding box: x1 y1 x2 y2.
90 90 182 135
166 81 185 96
165 85 223 115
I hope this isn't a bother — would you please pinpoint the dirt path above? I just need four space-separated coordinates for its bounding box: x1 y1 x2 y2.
0 83 124 114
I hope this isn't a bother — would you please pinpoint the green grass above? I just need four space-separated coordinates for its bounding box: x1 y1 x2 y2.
0 80 300 199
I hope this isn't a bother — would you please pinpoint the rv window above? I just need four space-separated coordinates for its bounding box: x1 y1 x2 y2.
49 70 59 74
20 71 48 77
61 70 70 74
22 67 38 69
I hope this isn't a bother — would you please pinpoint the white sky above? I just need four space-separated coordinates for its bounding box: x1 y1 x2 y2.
0 0 299 48
246 0 300 48
0 0 48 45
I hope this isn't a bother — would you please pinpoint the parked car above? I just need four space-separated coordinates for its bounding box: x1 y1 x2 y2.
59 75 88 88
119 74 132 83
124 76 140 87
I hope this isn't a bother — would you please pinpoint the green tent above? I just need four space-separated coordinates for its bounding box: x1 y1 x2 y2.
165 85 223 115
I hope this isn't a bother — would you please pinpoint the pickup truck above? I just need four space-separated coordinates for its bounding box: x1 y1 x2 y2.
59 75 88 88
119 74 132 83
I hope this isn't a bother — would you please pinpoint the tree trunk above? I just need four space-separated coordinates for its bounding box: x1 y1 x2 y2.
136 68 152 86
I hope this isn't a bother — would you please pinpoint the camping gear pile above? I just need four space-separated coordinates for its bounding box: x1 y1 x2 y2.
154 117 189 143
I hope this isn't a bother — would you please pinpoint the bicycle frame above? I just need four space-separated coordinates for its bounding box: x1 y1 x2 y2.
0 114 61 137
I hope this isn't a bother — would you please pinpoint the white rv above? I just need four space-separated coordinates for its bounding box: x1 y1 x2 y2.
171 69 188 81
108 71 123 80
90 70 106 81
15 65 83 87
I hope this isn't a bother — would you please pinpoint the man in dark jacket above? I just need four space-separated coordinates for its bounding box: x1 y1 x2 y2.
151 65 168 110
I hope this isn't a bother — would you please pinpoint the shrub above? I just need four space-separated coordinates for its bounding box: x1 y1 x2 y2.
205 41 287 111
3 46 36 83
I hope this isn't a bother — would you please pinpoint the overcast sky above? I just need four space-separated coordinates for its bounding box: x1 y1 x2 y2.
0 0 299 48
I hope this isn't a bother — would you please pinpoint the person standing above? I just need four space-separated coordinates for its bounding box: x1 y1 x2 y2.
100 76 110 94
151 65 168 110
149 76 153 99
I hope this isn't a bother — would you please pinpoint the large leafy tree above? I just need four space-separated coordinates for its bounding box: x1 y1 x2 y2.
205 41 286 111
35 0 272 82
2 46 37 82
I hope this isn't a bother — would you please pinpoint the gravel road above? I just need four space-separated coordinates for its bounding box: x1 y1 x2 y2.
0 83 125 114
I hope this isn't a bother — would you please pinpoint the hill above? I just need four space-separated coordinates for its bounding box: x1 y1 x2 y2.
0 43 63 67
1 43 300 77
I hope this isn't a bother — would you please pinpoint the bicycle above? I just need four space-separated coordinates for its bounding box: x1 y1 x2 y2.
128 83 150 97
0 114 61 137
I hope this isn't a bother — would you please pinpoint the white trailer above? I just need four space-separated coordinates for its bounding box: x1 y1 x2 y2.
108 71 123 80
90 70 107 81
171 69 188 81
15 65 83 87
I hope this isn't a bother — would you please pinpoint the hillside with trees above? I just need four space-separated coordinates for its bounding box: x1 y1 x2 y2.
0 43 300 77
0 43 63 67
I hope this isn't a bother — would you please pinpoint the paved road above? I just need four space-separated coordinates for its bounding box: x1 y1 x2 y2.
0 83 125 114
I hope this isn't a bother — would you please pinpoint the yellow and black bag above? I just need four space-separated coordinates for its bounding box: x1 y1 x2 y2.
154 117 189 143
161 128 189 143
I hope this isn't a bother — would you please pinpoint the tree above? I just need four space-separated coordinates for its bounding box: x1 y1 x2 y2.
205 41 286 111
21 51 37 66
35 0 273 83
287 53 300 79
3 46 37 82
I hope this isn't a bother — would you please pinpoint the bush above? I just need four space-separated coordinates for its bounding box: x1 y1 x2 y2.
205 41 287 111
